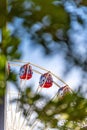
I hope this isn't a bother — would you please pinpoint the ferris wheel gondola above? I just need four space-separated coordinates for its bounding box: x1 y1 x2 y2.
39 72 53 88
19 64 33 80
57 85 72 98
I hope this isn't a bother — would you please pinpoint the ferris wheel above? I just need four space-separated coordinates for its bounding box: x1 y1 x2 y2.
5 60 73 130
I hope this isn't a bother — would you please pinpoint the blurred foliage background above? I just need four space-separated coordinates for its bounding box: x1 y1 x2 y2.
0 0 87 129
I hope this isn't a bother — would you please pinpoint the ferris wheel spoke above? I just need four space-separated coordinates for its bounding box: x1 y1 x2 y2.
20 85 42 130
8 62 21 67
53 81 61 88
29 119 39 130
12 79 22 129
17 111 23 129
20 116 27 130
50 72 67 85
32 69 42 75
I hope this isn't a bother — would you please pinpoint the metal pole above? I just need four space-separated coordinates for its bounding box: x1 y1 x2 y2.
0 0 7 129
0 97 4 130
